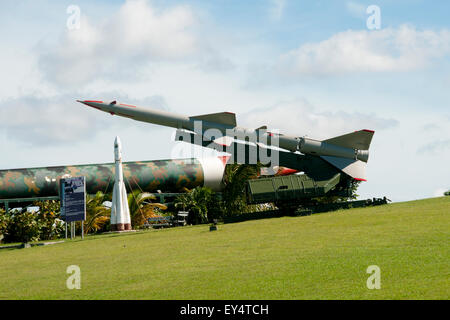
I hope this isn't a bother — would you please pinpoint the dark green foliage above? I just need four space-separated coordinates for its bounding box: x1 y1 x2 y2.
34 200 64 240
221 163 261 217
1 200 65 243
127 190 167 228
83 191 111 234
175 187 217 224
4 209 41 243
445 191 450 196
173 164 265 224
0 208 9 242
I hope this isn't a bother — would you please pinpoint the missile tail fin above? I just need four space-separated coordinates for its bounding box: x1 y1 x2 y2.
190 112 236 127
323 129 374 150
321 156 367 181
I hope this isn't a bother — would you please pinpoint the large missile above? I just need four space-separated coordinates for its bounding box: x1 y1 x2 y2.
77 100 374 181
0 157 226 200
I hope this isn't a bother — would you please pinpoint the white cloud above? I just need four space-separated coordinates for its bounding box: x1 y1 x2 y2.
0 94 167 146
239 98 398 139
38 0 198 87
278 25 450 76
269 0 286 21
346 1 366 19
417 139 450 155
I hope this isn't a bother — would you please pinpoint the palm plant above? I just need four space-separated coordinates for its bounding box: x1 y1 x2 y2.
84 191 111 234
221 163 261 216
127 190 168 227
174 187 215 224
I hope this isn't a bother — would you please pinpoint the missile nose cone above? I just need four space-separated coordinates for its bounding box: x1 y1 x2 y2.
114 136 122 150
77 100 91 106
77 100 88 106
77 99 104 108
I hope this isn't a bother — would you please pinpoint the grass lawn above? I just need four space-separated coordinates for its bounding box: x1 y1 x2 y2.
0 197 449 299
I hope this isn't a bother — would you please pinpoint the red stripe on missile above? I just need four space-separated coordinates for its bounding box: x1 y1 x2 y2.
354 178 367 181
277 168 298 176
218 156 230 166
84 100 104 103
119 103 137 108
363 129 375 133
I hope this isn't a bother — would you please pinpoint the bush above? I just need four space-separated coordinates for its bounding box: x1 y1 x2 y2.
0 208 9 243
5 209 41 243
1 200 65 244
175 187 221 225
35 200 65 240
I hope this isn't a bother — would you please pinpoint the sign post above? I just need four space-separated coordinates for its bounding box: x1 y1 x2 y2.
60 176 86 240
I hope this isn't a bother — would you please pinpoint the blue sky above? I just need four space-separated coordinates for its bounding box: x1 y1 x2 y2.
0 0 449 201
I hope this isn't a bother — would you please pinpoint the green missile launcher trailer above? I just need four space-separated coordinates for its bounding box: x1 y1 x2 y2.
245 173 389 215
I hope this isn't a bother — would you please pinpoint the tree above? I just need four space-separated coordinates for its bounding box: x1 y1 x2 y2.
84 191 111 234
221 163 261 216
34 200 64 240
5 209 41 243
175 187 217 224
0 208 8 243
127 190 168 227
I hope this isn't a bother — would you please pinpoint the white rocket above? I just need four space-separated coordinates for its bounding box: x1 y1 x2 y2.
110 136 132 231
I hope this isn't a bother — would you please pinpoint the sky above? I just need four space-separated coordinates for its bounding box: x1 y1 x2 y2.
0 0 449 202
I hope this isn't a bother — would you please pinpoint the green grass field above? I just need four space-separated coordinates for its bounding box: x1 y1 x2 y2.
1 197 449 300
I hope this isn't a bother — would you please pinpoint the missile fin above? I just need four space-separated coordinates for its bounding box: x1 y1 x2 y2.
212 136 234 147
321 155 367 181
323 129 374 150
190 112 236 127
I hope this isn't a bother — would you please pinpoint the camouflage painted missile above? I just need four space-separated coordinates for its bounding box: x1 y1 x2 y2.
0 158 226 199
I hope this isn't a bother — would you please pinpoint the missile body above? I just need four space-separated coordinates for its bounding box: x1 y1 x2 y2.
0 157 226 199
78 100 374 181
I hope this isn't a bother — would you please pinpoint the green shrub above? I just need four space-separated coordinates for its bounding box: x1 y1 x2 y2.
0 208 9 243
5 209 41 243
1 201 65 244
175 187 221 224
34 200 65 240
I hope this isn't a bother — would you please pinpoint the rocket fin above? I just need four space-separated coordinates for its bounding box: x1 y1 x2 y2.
212 136 234 147
321 156 367 181
323 129 374 150
190 112 236 127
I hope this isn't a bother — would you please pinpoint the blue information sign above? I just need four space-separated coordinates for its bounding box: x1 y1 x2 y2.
60 176 86 222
